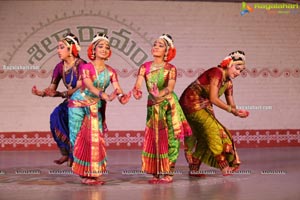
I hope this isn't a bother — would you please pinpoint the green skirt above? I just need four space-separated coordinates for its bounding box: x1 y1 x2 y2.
184 108 240 169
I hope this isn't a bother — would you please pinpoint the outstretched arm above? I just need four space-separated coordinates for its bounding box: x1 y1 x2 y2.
32 63 64 98
32 81 82 98
32 83 58 97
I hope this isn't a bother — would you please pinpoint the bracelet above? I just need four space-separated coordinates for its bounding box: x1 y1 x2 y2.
62 91 68 98
99 91 103 99
227 105 232 113
232 108 238 116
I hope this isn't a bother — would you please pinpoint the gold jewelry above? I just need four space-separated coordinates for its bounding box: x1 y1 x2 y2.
221 68 227 85
227 105 232 113
63 59 76 72
62 91 68 98
118 93 124 99
151 62 165 71
92 63 107 93
92 62 106 72
62 58 77 90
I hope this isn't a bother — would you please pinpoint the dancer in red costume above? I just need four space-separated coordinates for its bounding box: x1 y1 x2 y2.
179 50 249 176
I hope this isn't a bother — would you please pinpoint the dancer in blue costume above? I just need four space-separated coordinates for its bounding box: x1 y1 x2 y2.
32 33 86 166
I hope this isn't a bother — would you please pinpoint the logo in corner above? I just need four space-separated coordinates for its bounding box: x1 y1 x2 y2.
241 2 253 16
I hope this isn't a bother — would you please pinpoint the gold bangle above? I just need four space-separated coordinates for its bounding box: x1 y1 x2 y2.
227 105 232 113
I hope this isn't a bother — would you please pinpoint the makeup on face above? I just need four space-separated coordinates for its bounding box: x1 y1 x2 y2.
152 39 167 57
95 40 110 59
234 64 246 73
57 41 69 59
96 41 110 50
57 41 67 51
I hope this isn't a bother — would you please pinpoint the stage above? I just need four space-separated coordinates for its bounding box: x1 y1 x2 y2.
0 148 299 200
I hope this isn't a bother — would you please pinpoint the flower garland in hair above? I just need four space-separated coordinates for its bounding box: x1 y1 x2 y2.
159 34 176 62
71 45 79 57
219 56 232 68
165 47 176 62
91 34 109 44
87 33 112 61
64 35 81 58
87 44 95 60
159 34 174 48
229 50 246 62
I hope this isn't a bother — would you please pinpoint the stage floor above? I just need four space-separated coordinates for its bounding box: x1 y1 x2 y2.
0 147 299 200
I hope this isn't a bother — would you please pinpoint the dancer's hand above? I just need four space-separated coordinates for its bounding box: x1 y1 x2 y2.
119 91 132 104
149 83 159 97
107 89 118 101
232 108 249 118
32 85 45 97
44 87 57 97
237 109 249 118
132 86 142 100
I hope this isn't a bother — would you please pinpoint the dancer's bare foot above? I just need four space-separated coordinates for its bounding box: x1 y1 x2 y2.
158 175 173 184
81 178 104 185
53 156 68 165
189 171 206 178
148 175 160 184
221 167 233 176
232 165 240 172
67 158 73 167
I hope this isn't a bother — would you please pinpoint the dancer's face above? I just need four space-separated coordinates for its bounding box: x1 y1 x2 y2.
57 41 70 60
94 40 110 60
227 64 245 79
151 39 167 59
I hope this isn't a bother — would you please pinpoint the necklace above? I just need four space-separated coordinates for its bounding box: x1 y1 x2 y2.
92 62 106 73
148 62 165 89
64 59 76 72
62 58 77 90
219 68 226 86
151 62 165 72
92 62 107 91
